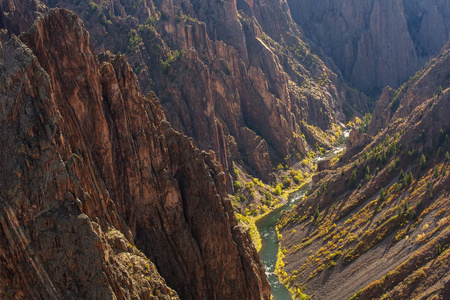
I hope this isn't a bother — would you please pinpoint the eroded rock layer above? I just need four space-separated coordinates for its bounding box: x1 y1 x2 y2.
0 9 270 299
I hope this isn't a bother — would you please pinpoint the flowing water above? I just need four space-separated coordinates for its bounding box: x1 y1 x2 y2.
256 130 349 299
256 182 312 300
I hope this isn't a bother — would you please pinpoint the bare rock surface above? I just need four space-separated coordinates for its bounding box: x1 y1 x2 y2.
4 0 369 186
0 9 270 299
288 0 450 93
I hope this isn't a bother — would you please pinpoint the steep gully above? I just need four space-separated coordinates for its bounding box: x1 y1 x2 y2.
256 131 350 299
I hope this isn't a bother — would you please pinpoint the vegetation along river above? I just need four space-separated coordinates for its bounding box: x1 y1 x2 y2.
256 182 312 299
256 130 350 299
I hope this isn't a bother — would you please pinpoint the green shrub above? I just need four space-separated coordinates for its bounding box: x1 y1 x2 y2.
274 184 282 196
282 175 291 188
239 194 246 202
234 181 241 191
246 181 254 190
327 260 337 269
328 250 342 260
419 154 426 176
223 62 231 75
405 172 413 186
358 113 372 134
434 165 440 178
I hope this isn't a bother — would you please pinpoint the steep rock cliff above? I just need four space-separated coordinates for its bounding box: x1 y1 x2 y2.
13 0 369 186
404 0 450 58
0 0 47 34
369 43 450 135
289 0 450 93
0 9 270 299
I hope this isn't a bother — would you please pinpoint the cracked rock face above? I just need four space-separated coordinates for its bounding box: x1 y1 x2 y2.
288 0 450 93
0 9 270 300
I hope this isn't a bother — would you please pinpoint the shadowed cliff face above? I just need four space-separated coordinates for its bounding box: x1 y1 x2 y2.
278 45 450 300
369 43 450 135
404 0 450 58
288 0 450 94
0 0 47 34
0 9 270 299
5 0 369 185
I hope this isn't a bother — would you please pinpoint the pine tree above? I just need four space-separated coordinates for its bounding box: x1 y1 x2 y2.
313 207 320 221
379 188 386 201
434 165 440 178
350 170 357 188
420 154 426 171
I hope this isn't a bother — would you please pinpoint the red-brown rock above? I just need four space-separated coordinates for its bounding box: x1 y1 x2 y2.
0 9 270 299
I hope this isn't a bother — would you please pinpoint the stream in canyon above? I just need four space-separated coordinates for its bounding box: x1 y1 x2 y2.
256 130 349 299
256 182 312 299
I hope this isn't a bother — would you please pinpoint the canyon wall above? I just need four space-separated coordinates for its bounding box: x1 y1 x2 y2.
3 0 369 185
0 9 270 299
369 43 450 135
278 43 450 299
288 0 450 93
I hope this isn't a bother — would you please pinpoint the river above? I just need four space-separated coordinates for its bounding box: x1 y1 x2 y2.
256 182 312 300
256 130 349 299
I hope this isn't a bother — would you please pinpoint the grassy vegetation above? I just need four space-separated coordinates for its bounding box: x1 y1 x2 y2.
235 213 262 251
160 50 183 74
274 226 311 300
350 227 450 300
275 103 450 296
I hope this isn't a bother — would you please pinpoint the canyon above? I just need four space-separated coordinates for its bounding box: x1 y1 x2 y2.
1 0 370 187
279 43 450 299
1 0 450 299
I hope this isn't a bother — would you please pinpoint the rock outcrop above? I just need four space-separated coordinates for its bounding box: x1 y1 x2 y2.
347 129 372 149
367 86 396 135
288 0 450 93
0 0 48 34
317 159 331 172
404 0 450 59
0 9 270 299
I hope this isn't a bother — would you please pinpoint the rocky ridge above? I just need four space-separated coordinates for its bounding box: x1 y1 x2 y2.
0 9 270 299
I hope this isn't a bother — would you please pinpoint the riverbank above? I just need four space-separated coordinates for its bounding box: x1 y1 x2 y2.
257 129 350 299
237 179 313 252
256 183 312 300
